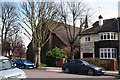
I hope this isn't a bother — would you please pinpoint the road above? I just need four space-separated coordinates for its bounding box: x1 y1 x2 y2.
23 69 120 79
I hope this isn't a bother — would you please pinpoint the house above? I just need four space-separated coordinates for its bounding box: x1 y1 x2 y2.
27 22 81 63
1 41 26 59
79 15 119 60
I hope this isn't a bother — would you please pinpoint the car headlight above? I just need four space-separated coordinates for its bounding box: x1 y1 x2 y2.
95 67 101 70
24 63 28 65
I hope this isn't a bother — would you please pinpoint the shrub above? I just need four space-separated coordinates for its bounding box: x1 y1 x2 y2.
81 58 111 67
116 61 118 70
34 63 47 67
40 63 47 67
46 47 67 66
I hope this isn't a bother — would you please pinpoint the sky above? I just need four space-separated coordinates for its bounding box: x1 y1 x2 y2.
1 0 120 48
84 0 119 23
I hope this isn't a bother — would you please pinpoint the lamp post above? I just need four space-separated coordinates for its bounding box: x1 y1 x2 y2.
116 18 120 74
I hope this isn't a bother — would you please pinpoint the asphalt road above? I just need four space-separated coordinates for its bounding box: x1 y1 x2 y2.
23 69 120 79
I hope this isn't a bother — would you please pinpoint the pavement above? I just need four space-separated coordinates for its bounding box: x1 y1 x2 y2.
41 67 119 76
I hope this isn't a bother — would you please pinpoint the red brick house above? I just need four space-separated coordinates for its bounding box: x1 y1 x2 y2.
79 15 119 60
27 23 80 63
1 41 26 59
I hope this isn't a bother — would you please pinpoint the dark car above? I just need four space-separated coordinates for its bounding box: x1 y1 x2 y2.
13 59 35 69
62 60 105 76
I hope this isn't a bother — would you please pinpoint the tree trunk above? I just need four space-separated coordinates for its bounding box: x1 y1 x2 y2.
71 45 74 60
37 47 41 69
12 48 15 61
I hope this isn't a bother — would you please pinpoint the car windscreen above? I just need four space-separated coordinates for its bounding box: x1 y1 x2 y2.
22 59 31 62
0 59 13 70
82 61 90 65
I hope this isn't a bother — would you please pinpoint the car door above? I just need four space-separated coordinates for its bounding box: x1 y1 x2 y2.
68 60 77 72
16 59 22 67
75 61 87 74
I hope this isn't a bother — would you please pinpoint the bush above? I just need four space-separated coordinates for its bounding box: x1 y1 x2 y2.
34 63 47 67
40 63 47 67
81 58 111 67
116 61 118 70
46 47 67 66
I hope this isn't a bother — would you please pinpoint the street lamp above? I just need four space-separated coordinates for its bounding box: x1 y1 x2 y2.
116 18 120 75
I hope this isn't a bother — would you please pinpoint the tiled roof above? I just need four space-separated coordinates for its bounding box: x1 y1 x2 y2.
81 18 120 35
53 24 80 46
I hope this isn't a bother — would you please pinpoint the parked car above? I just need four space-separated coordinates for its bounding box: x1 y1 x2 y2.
13 59 35 69
0 56 27 80
62 60 105 76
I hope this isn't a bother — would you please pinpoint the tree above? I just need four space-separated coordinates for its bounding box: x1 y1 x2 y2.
1 2 18 55
56 1 89 60
15 43 26 58
19 1 57 68
7 33 25 59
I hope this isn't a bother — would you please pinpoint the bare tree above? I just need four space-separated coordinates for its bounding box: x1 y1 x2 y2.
56 1 89 60
7 28 23 60
19 1 57 68
1 2 18 55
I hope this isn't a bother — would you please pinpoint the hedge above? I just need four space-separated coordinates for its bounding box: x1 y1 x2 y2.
81 58 111 67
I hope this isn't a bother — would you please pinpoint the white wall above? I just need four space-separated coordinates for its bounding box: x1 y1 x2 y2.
81 34 99 44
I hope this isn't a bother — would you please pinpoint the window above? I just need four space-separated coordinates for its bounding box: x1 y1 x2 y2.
0 59 13 71
99 48 117 59
99 32 116 40
70 60 76 64
85 36 91 42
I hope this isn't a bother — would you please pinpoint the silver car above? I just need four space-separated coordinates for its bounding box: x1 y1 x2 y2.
0 56 27 80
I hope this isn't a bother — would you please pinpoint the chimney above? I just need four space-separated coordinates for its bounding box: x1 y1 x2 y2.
98 15 103 26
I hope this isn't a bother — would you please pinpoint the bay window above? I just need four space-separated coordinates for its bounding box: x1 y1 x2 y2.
99 48 117 59
99 32 116 40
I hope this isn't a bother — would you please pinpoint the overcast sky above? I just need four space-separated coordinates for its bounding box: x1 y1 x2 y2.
1 0 120 48
84 0 119 22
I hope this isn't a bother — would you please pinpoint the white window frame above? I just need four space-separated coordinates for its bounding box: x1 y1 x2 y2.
99 32 116 40
99 48 117 59
84 36 91 42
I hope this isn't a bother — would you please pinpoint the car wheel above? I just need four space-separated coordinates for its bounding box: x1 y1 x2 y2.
88 69 95 76
64 67 70 73
21 65 25 69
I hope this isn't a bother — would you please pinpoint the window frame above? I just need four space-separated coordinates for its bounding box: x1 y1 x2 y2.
99 48 117 59
84 36 91 42
99 32 116 40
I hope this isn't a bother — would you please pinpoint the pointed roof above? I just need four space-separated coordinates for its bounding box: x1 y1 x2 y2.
53 24 80 46
84 15 88 29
